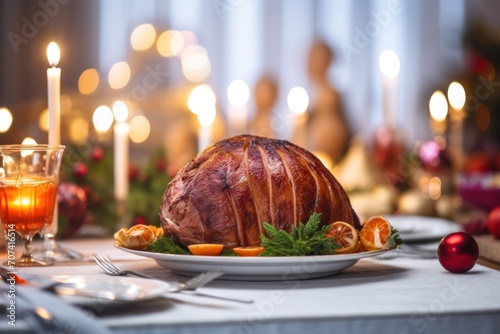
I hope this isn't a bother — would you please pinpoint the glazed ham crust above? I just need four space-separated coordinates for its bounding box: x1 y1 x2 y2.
160 135 360 248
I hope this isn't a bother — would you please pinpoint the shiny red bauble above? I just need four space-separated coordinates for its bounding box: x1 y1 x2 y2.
438 232 479 273
487 206 500 239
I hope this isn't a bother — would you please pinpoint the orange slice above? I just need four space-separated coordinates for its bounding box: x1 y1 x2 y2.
326 221 360 254
233 246 265 256
188 244 224 256
359 216 392 251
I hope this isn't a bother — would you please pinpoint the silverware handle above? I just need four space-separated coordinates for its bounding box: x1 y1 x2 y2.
129 271 155 279
180 290 254 304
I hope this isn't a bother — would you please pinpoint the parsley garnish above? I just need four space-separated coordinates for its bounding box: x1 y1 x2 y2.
388 227 403 248
259 213 340 256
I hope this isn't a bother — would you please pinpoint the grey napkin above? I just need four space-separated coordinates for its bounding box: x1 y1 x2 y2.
1 283 112 334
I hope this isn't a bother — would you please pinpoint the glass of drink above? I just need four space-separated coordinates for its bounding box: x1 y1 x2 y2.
0 145 65 266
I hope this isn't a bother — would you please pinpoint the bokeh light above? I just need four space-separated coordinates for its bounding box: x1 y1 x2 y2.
93 105 113 133
38 108 49 132
287 86 309 115
129 115 150 143
68 117 89 143
0 107 13 133
108 61 131 89
447 82 466 110
78 68 99 95
227 80 250 107
157 30 185 57
429 90 448 122
188 84 216 115
113 101 129 122
379 50 400 78
130 24 156 51
198 105 216 127
181 45 211 82
22 137 37 145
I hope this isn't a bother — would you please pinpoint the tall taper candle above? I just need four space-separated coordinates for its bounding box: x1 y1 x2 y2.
46 41 61 236
47 42 61 146
113 101 129 201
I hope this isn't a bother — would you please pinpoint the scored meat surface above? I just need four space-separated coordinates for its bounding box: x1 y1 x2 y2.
160 135 360 249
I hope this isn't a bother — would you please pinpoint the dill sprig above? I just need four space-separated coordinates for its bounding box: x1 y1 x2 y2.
259 213 340 256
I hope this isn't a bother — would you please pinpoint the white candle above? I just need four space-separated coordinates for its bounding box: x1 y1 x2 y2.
197 105 216 153
113 101 129 200
46 41 61 236
287 86 309 145
379 50 400 127
447 81 466 170
47 42 61 146
227 80 250 136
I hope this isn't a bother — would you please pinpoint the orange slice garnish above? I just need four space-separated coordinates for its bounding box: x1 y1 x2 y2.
326 221 360 254
359 216 392 251
233 246 265 256
188 244 224 256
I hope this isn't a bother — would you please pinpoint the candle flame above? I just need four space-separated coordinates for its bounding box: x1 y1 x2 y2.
287 86 309 115
429 90 448 122
198 105 216 127
47 42 60 67
113 101 129 123
379 50 400 78
447 81 466 110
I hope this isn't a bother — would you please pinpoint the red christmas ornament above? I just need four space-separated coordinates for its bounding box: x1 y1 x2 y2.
487 206 500 239
73 162 88 179
133 216 148 226
90 146 104 163
438 232 479 273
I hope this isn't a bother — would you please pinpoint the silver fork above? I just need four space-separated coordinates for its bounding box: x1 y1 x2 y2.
93 255 253 303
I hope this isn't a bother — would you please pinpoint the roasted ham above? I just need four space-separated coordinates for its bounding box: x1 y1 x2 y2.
160 135 360 248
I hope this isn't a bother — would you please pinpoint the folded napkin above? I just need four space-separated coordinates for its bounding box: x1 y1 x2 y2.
1 283 112 334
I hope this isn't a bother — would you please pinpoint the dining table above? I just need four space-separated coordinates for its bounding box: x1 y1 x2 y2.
1 236 500 334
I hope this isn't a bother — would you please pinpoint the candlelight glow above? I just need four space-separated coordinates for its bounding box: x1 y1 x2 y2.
22 137 37 145
379 50 400 78
113 101 129 123
0 107 13 132
429 176 442 200
198 105 216 127
181 45 211 82
78 69 99 95
68 118 89 143
447 82 466 110
227 80 250 107
429 90 448 122
129 115 150 143
93 105 113 133
130 24 156 51
287 86 309 115
157 30 185 57
47 42 60 67
39 108 49 132
188 85 216 115
108 61 131 89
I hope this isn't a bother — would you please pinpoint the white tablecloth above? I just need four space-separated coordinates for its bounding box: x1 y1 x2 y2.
2 238 500 334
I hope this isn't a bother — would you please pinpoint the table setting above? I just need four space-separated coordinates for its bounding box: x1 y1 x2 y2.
3 2 500 333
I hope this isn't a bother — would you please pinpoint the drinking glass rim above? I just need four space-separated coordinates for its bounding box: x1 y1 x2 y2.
0 144 65 151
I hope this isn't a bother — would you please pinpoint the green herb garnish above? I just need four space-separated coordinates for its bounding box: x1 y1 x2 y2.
259 213 340 256
145 235 190 255
388 228 403 248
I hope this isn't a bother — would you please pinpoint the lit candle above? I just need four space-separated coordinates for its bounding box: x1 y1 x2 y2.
47 42 61 146
197 105 216 153
429 90 448 135
287 86 309 146
187 85 217 153
113 101 130 201
379 50 400 127
447 81 466 170
227 79 250 136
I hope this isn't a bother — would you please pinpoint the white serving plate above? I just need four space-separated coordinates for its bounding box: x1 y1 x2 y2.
116 245 395 281
385 215 461 242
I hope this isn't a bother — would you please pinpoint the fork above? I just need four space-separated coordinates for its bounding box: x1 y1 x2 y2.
93 255 253 303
